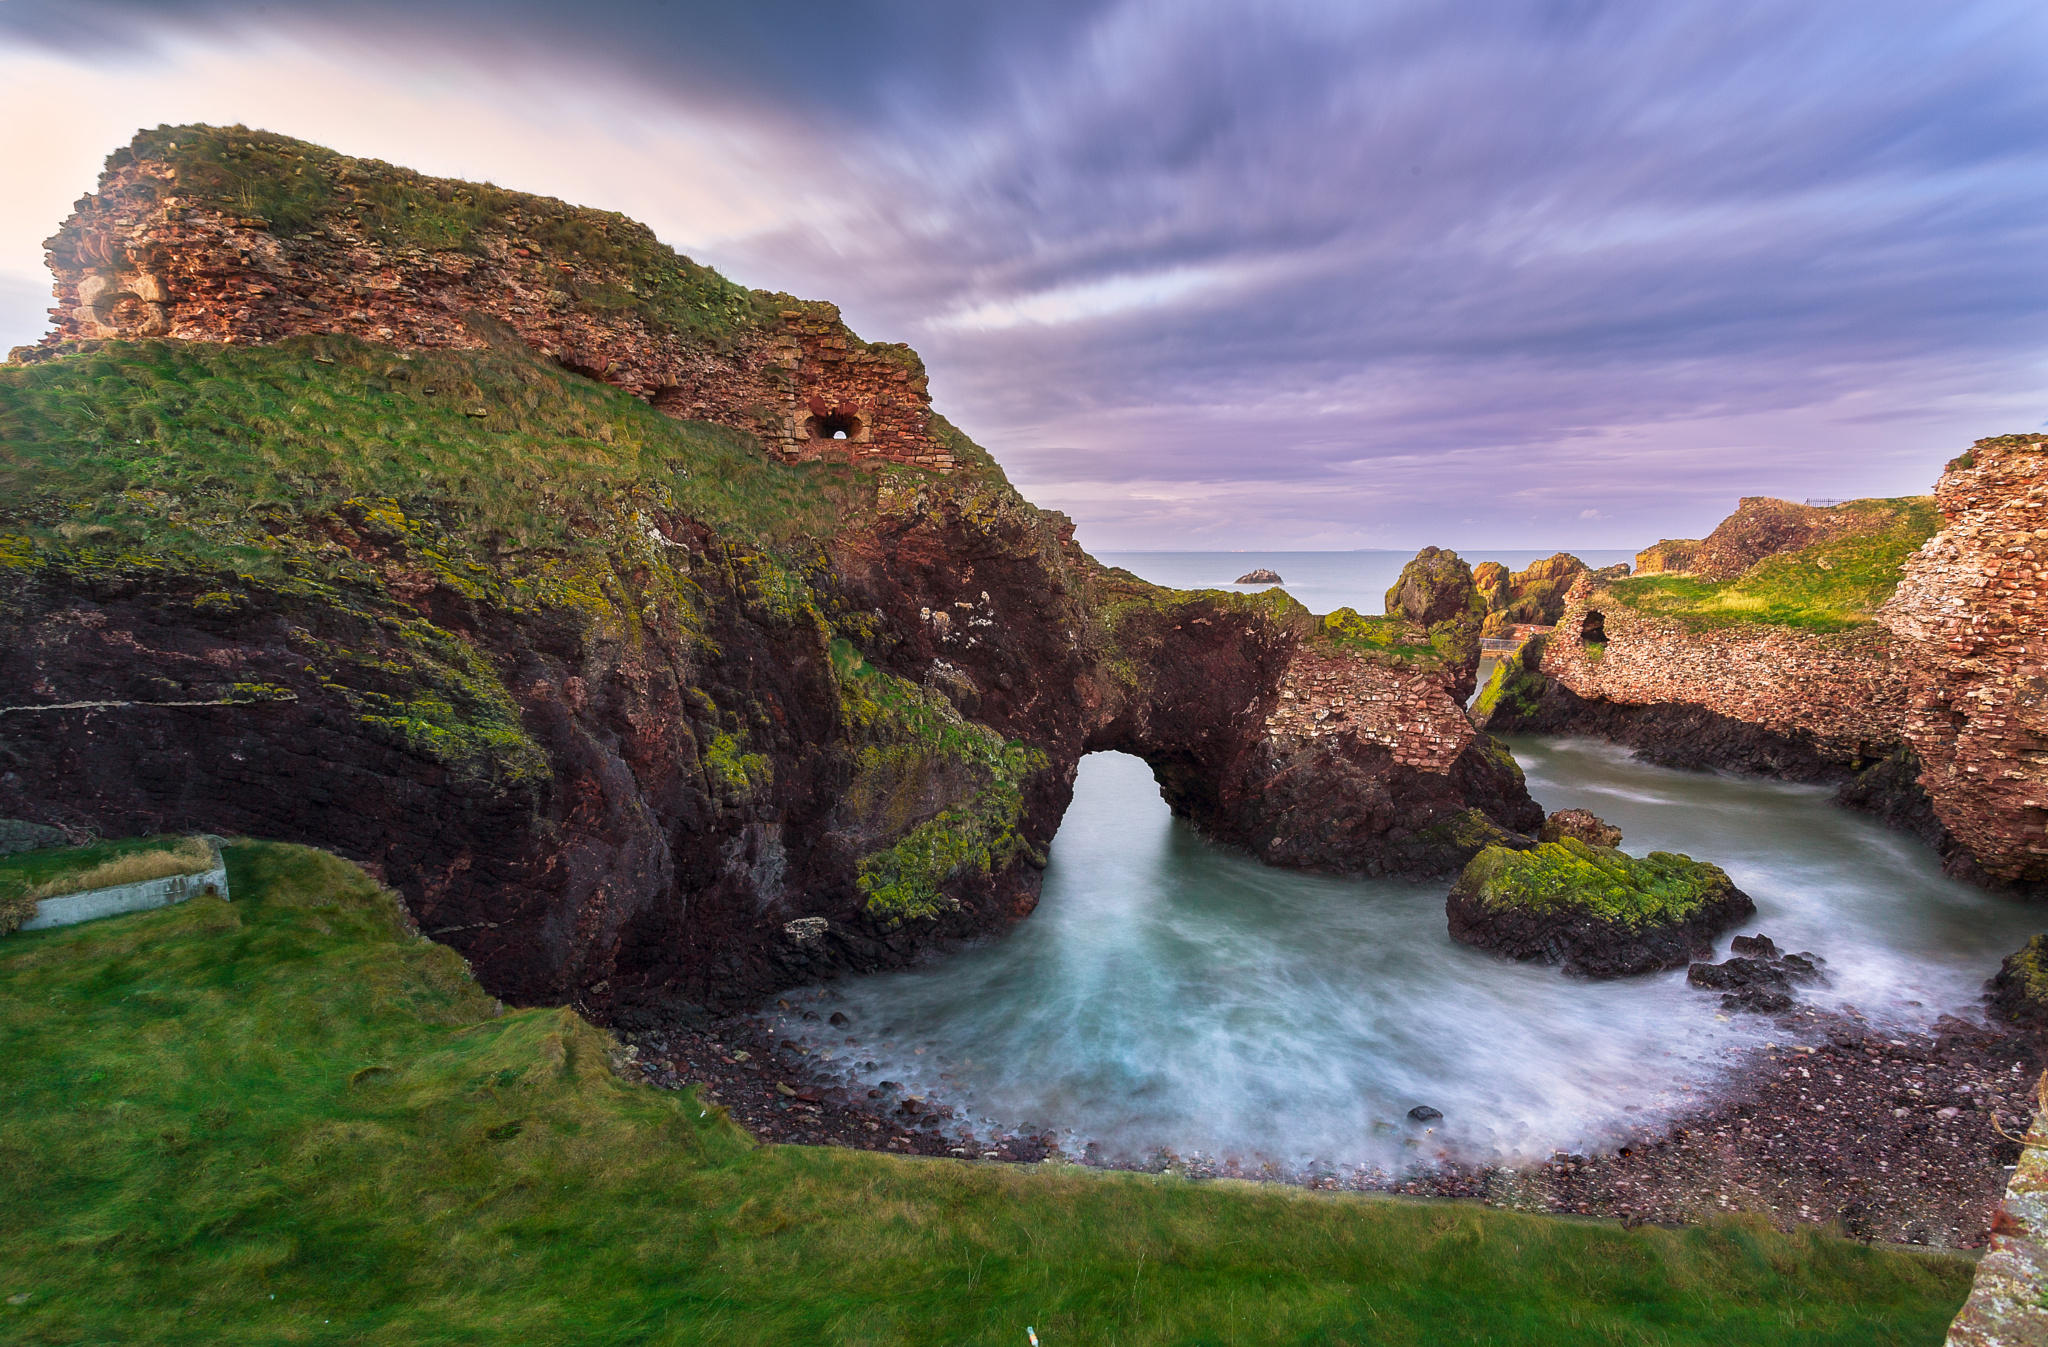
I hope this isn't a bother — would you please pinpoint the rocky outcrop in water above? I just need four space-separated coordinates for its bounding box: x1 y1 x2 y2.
1539 808 1621 849
1446 837 1754 977
1235 568 1282 584
1687 934 1825 1015
1988 935 2048 1038
0 127 1543 1019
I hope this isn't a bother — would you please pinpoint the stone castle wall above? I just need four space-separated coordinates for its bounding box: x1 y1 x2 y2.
1265 647 1476 773
22 140 954 471
1543 575 1911 764
1884 435 2048 890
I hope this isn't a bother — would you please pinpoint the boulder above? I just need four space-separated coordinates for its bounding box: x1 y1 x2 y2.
1539 808 1622 849
1497 553 1587 626
0 819 67 856
1989 934 2048 1036
1687 937 1825 1015
1472 561 1511 611
1235 568 1283 584
1385 547 1481 629
1446 837 1754 978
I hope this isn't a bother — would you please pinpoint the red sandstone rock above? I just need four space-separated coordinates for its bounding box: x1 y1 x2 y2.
18 127 954 472
1884 435 2048 893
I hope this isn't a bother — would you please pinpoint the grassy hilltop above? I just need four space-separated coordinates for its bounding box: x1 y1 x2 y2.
1606 497 1941 633
0 842 1973 1344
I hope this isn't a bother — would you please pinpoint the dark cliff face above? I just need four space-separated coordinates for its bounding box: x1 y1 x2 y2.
0 130 1544 1020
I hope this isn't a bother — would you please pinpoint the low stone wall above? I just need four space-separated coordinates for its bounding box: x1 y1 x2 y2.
16 851 229 932
1946 1075 2048 1346
1884 435 2048 892
1543 574 1910 764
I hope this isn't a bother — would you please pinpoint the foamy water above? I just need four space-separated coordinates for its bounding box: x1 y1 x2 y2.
771 741 2041 1175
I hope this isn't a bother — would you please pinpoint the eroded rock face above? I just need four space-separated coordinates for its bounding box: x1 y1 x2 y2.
1885 435 2048 894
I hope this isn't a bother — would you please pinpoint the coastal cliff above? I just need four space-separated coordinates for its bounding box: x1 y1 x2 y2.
0 126 1539 1017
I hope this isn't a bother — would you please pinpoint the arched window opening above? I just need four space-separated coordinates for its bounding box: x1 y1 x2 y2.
806 411 862 442
1580 610 1607 645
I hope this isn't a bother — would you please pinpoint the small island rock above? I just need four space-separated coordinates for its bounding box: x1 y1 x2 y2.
1539 808 1622 849
1446 837 1754 978
1236 568 1283 584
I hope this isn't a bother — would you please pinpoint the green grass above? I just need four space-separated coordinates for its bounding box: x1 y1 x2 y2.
0 840 1974 1344
1318 606 1443 665
1601 498 1940 632
1460 837 1739 929
0 336 864 582
0 835 208 902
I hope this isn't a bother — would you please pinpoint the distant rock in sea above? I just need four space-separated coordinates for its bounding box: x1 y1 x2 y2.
1236 568 1283 584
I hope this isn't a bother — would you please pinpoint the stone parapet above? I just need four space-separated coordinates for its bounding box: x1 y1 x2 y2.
1264 647 1475 772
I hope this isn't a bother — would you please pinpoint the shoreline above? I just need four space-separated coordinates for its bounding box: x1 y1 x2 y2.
627 1000 2039 1250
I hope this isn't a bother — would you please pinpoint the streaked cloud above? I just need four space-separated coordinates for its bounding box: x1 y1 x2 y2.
2 0 2045 549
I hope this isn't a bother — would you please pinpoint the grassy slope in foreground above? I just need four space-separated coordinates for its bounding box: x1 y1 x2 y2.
0 842 1972 1345
1603 497 1940 632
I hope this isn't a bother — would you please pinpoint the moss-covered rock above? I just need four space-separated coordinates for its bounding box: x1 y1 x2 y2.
1472 561 1510 610
1497 553 1586 625
1385 546 1482 629
1446 837 1754 977
1470 635 1550 730
1989 935 2048 1036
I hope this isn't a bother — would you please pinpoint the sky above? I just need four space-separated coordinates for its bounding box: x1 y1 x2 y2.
2 1 2046 552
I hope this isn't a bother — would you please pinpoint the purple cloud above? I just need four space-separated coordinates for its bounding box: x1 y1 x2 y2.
3 0 2045 548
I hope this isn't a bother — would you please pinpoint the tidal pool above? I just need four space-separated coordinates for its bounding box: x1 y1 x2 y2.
774 740 2041 1175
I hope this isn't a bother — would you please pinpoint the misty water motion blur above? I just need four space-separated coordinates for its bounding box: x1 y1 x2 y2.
777 739 2039 1175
